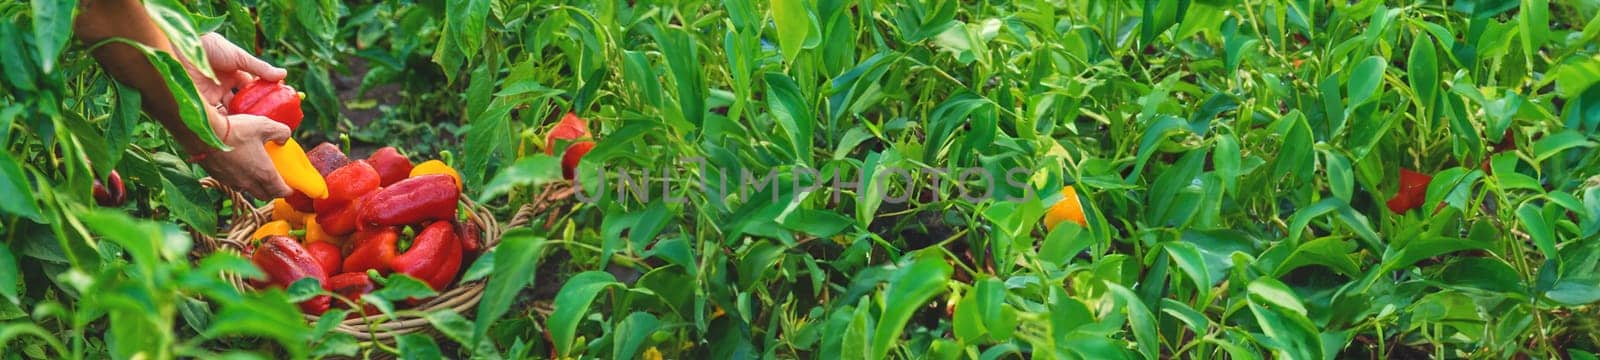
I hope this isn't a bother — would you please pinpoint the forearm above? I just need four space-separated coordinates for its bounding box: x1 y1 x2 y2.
75 0 221 155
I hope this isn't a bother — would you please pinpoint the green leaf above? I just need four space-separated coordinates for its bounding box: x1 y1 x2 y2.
1106 284 1159 359
463 98 517 189
145 0 217 81
842 299 872 360
397 333 442 359
951 292 984 343
369 274 438 302
1129 115 1189 183
1347 56 1386 108
207 291 311 358
0 243 18 305
0 151 42 222
1517 202 1558 267
30 0 76 73
459 248 494 283
1247 278 1322 360
771 0 812 65
447 0 490 57
1273 112 1314 183
1286 198 1381 250
550 271 622 357
161 175 217 235
1160 299 1210 333
871 251 951 360
1546 280 1600 305
1039 221 1092 266
1408 36 1440 113
1519 0 1549 63
777 208 853 238
476 155 562 203
473 229 546 344
652 25 706 129
1164 241 1214 291
1531 130 1596 164
613 312 660 359
764 72 816 163
973 278 1017 341
285 277 323 303
1278 237 1360 277
1140 0 1189 45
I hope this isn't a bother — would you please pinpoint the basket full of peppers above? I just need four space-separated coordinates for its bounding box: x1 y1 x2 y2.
193 80 506 344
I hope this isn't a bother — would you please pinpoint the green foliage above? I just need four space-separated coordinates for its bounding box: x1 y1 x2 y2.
4 0 1600 359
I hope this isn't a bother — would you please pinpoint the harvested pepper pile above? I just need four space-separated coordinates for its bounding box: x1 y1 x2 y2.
228 80 479 315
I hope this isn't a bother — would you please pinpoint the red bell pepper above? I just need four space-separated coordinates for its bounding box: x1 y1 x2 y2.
343 227 399 274
228 81 304 130
306 241 342 275
455 220 484 266
251 235 330 314
306 142 351 177
455 220 483 255
313 161 380 213
1386 169 1433 214
390 221 463 292
326 272 378 315
366 147 413 187
561 141 595 180
545 112 590 156
317 191 377 237
284 190 316 213
361 175 460 227
92 170 126 207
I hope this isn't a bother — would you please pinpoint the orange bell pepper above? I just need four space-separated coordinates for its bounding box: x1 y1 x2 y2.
251 220 293 241
303 215 345 246
265 138 329 199
271 198 307 228
409 160 462 191
1043 186 1088 230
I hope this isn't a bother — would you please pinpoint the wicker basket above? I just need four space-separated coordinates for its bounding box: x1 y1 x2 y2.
192 177 567 344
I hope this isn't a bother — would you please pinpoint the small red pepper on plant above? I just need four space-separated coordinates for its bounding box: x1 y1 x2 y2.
1386 169 1433 214
361 175 460 227
561 141 595 180
92 170 125 207
545 112 590 156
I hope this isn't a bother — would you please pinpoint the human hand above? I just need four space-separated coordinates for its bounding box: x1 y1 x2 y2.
197 114 293 199
188 33 287 107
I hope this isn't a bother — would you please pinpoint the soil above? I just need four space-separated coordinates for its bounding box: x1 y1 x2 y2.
330 57 402 156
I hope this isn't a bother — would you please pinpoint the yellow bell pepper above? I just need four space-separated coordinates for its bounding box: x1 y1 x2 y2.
271 198 307 229
303 215 345 246
264 138 329 199
409 159 462 191
251 220 293 241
